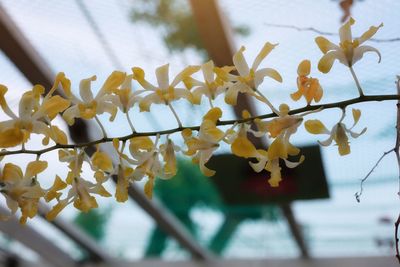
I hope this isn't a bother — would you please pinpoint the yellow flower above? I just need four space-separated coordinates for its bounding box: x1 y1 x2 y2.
222 43 282 106
0 83 70 148
0 161 47 223
291 60 323 104
159 139 180 178
315 18 383 73
112 139 134 203
250 136 304 187
305 108 366 155
254 104 303 138
112 74 143 113
132 64 200 111
183 60 231 105
129 136 162 181
182 107 225 176
46 149 111 220
225 110 259 159
63 71 125 125
250 104 305 187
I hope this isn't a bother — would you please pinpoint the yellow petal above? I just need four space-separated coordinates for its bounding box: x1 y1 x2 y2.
115 166 129 202
42 96 70 120
144 178 154 199
352 108 361 125
356 23 383 45
315 37 338 54
203 107 222 122
46 200 68 221
231 136 258 158
297 60 311 76
92 151 113 172
2 163 23 182
0 128 25 148
129 137 154 153
102 71 126 93
267 138 287 160
50 126 68 145
25 160 48 178
318 51 340 73
305 120 329 134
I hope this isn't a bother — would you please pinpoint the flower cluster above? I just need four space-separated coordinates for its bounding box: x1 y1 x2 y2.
0 18 383 223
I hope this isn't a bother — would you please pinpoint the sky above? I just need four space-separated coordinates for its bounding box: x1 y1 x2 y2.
0 0 399 262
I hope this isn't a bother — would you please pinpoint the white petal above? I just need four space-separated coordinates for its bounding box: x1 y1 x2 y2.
318 135 333 146
156 64 170 90
202 60 215 83
79 76 96 102
252 42 276 70
339 17 354 44
353 45 381 65
284 155 305 168
249 158 267 173
233 46 250 77
254 68 282 87
348 127 367 138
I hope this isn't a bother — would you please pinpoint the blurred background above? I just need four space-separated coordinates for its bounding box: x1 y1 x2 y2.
0 0 399 266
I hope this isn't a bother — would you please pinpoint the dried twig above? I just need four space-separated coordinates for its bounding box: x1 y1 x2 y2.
394 76 400 262
264 23 400 43
355 148 394 202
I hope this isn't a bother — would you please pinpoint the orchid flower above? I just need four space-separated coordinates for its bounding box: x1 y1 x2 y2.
132 64 200 111
315 18 383 73
305 108 366 155
182 107 225 176
250 104 305 187
0 161 47 223
250 135 304 187
0 82 70 148
291 60 323 105
45 149 111 220
183 60 232 107
224 110 260 159
218 43 282 113
63 71 126 125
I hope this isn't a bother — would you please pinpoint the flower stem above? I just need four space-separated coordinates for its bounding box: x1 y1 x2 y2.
349 66 364 97
95 116 108 138
168 103 182 128
126 112 136 133
255 89 279 114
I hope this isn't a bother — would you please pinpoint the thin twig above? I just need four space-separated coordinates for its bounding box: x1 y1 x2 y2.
95 116 107 138
0 94 399 158
396 214 400 263
354 148 394 202
264 23 400 43
168 103 183 128
394 76 400 262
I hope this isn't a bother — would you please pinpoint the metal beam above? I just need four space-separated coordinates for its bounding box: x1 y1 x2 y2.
0 206 77 267
190 0 309 258
95 256 399 267
0 3 211 260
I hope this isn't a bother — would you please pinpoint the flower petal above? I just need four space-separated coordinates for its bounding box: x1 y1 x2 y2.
156 64 170 90
353 45 381 65
79 76 96 102
252 42 277 70
297 60 311 76
318 50 343 73
171 65 200 87
304 120 329 134
25 160 48 178
356 23 383 45
315 36 340 54
233 46 250 77
254 68 282 87
339 17 355 44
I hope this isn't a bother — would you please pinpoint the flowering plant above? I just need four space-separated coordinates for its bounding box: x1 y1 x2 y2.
0 18 396 226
